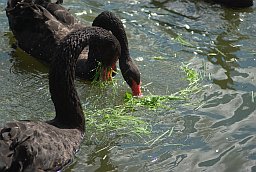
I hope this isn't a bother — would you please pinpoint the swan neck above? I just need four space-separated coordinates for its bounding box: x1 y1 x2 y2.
49 27 107 132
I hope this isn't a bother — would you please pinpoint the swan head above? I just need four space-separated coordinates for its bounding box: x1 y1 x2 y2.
89 37 120 81
121 59 142 97
92 11 142 96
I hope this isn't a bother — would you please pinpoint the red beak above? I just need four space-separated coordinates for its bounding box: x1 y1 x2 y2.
131 80 142 97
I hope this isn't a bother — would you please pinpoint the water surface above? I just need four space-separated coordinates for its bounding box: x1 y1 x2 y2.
0 0 256 171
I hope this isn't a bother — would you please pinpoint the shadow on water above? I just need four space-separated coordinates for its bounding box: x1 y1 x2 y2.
4 31 49 75
64 141 119 172
86 144 118 172
207 8 252 90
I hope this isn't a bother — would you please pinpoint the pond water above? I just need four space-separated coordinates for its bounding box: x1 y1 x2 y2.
0 0 256 171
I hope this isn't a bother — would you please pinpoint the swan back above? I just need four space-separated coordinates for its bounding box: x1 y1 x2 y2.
0 26 120 171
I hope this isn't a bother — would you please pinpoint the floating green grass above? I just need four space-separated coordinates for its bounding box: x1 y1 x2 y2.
124 92 185 110
180 63 200 85
145 127 174 147
85 63 204 139
86 63 151 137
123 63 203 110
177 63 202 96
153 56 167 60
174 35 194 47
85 106 151 136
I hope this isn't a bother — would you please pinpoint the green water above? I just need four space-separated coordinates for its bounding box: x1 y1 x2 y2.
0 0 256 171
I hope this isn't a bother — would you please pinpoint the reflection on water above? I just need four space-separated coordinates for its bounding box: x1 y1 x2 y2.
0 0 256 171
208 8 250 90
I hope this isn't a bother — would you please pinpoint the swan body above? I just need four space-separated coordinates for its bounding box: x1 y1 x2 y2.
0 121 82 171
6 0 116 81
6 0 82 62
211 0 253 7
6 0 142 95
0 27 120 171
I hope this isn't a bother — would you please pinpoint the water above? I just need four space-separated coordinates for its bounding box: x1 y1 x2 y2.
0 0 256 171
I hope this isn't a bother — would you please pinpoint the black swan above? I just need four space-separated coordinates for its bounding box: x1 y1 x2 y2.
93 11 142 96
6 0 142 96
209 0 253 7
0 27 120 171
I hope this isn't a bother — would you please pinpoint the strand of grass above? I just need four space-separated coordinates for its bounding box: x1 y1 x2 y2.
175 84 202 97
107 126 150 135
144 127 174 147
252 91 254 103
168 127 174 137
201 60 207 78
103 155 107 160
215 47 226 57
162 143 187 146
141 82 153 88
208 73 212 80
94 145 117 154
94 146 110 154
153 56 167 60
175 35 194 47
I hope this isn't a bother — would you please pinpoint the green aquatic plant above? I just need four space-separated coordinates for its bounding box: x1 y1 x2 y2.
145 127 174 147
180 63 200 85
124 63 203 110
91 62 118 89
84 63 204 139
124 92 185 110
153 56 167 60
85 106 151 136
175 35 194 47
177 63 202 96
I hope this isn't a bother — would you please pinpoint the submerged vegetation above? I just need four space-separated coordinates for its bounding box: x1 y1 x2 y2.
174 35 194 47
85 62 204 139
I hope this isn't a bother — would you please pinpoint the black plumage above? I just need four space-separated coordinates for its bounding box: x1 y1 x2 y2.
93 11 142 96
6 0 103 80
6 0 142 95
0 27 121 172
211 0 253 7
